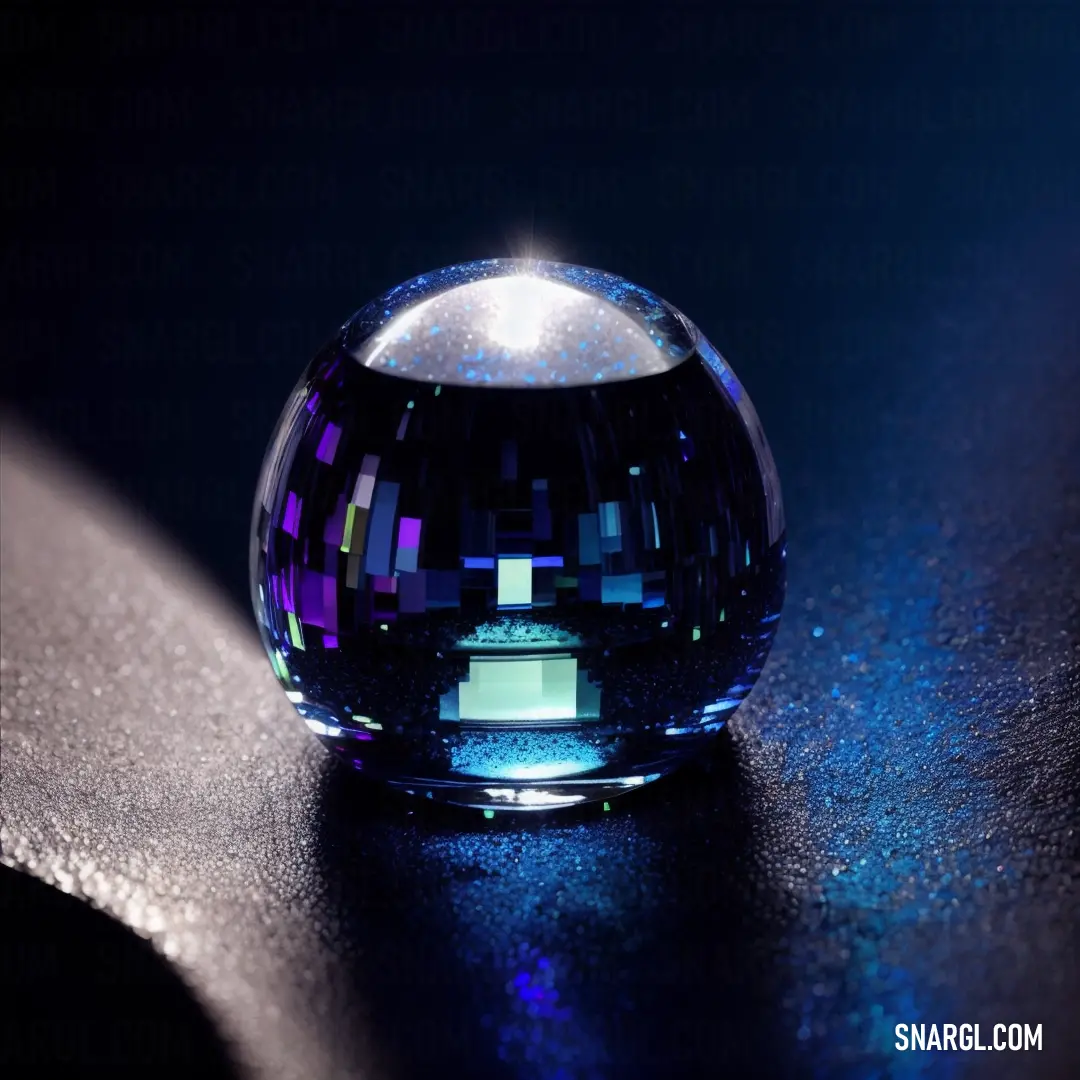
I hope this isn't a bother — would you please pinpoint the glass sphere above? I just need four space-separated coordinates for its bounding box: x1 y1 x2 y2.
251 259 785 810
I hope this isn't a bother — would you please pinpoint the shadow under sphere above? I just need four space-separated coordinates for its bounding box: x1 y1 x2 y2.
313 731 795 1080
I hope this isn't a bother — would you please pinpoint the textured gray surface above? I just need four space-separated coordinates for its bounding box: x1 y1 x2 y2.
0 433 370 1079
2 230 1080 1079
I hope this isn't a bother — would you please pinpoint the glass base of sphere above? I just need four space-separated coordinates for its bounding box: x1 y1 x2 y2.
380 770 672 811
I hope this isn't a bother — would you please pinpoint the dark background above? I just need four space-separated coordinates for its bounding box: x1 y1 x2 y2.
2 3 1078 1078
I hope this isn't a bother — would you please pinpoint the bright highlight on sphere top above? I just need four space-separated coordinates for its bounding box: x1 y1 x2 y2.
351 259 697 387
485 274 587 350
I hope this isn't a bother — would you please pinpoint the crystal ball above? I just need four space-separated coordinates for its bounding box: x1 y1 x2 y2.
251 259 785 810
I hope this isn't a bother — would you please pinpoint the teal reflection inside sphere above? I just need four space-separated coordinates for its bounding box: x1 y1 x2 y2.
251 259 785 809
